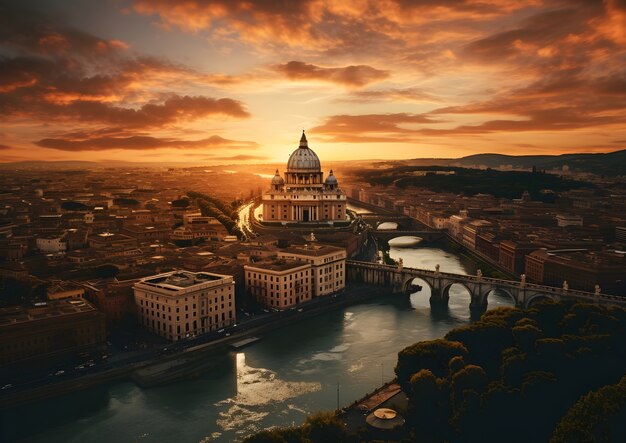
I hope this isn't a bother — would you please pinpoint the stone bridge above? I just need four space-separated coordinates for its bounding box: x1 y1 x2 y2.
369 229 446 243
357 214 414 229
347 260 626 311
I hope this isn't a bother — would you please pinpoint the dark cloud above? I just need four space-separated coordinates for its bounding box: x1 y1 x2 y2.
0 4 128 61
0 55 249 126
35 133 257 152
274 61 388 87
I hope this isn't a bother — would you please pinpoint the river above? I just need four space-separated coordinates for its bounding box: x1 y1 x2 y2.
1 242 514 443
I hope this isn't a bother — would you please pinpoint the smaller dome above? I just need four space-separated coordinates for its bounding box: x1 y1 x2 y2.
271 169 285 185
325 169 338 186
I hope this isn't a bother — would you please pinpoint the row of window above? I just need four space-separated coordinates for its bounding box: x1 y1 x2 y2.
247 271 309 281
141 302 233 319
139 294 231 311
140 287 230 303
145 312 233 337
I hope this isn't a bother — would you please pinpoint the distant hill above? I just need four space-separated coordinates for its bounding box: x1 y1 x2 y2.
0 160 103 169
368 149 626 176
452 150 626 176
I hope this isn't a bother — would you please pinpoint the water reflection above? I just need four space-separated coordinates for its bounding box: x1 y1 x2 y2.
388 236 422 247
377 222 398 230
214 353 321 438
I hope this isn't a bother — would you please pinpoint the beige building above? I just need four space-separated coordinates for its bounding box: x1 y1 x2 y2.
278 242 346 297
244 260 312 309
134 270 236 341
262 131 347 223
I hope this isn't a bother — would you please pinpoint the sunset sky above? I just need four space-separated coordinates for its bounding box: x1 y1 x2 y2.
1 0 625 164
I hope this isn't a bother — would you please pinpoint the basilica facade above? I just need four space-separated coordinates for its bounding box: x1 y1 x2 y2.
262 132 347 223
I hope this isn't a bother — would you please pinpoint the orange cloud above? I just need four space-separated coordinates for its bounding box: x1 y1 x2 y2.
312 113 442 142
274 61 389 87
340 87 441 103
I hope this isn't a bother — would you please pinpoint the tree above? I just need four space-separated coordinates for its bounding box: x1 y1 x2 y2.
408 369 450 442
396 339 467 391
170 198 190 208
243 430 289 443
451 365 488 406
448 355 466 375
93 264 120 278
61 201 89 211
303 412 348 443
512 324 543 353
113 197 140 207
551 375 626 443
0 277 30 306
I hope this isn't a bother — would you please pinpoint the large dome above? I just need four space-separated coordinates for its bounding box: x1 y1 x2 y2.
287 131 321 171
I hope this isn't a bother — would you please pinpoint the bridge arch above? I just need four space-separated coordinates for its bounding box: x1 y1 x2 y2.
376 220 403 230
442 281 473 302
525 293 557 308
481 288 517 308
402 276 433 295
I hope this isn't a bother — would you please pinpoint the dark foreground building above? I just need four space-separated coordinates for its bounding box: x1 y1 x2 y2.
0 299 105 367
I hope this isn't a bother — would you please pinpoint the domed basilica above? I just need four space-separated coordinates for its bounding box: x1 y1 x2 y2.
262 131 347 223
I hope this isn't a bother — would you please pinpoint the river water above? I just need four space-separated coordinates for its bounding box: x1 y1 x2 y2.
2 242 513 443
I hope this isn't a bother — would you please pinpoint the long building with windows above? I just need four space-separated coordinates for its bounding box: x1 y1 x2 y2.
277 241 346 297
244 260 312 309
133 270 235 341
262 131 347 223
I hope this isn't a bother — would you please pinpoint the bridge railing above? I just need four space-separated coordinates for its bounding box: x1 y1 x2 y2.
346 260 625 303
369 230 445 235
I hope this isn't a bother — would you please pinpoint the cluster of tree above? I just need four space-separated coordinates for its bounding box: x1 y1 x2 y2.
60 201 90 211
57 264 120 281
170 198 190 208
187 191 242 238
0 277 47 307
551 373 626 442
243 412 351 443
112 197 140 207
187 191 236 216
395 300 626 442
357 166 593 200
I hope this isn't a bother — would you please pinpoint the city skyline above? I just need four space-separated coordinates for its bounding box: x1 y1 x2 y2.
1 0 626 164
